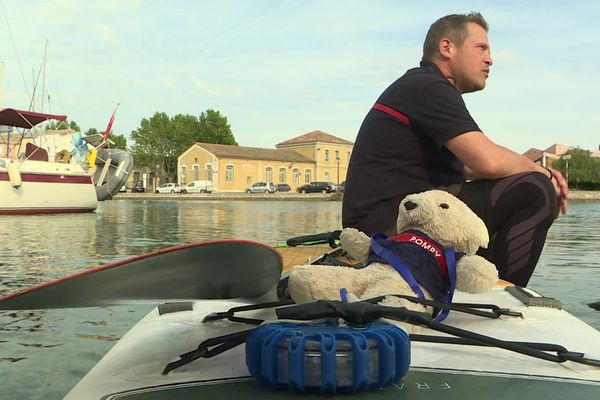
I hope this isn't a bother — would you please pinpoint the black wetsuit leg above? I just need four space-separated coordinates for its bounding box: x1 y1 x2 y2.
457 172 558 286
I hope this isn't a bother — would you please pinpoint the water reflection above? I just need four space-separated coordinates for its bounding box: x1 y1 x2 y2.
0 200 343 294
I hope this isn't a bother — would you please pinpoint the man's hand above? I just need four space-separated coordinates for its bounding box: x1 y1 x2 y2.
547 167 568 214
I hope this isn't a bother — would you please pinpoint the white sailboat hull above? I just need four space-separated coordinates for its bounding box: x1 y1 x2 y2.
0 158 97 214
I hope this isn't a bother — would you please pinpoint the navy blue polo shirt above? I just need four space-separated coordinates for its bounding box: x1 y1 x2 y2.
342 62 480 234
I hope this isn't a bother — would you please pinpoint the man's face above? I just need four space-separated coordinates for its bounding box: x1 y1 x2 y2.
450 22 493 94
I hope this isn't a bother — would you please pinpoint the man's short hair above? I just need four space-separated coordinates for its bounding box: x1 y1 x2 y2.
422 12 489 61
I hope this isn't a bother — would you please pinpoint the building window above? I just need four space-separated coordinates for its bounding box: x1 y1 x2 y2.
226 165 234 183
265 167 273 182
347 151 351 161
279 168 286 183
324 171 330 181
247 176 252 184
293 168 300 185
180 166 187 184
206 164 213 181
335 150 340 161
325 150 329 161
193 165 200 181
305 169 312 183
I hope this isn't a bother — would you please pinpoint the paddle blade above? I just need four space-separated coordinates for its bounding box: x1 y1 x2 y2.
0 240 282 310
589 302 600 311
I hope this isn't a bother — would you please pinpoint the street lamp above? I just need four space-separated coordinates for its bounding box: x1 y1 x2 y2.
562 154 571 186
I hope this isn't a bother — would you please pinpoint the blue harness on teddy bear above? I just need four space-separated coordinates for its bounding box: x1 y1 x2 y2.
368 229 463 322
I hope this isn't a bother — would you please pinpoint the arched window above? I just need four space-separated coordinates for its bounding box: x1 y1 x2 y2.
265 167 273 182
279 168 286 183
206 164 213 181
180 166 187 184
293 168 300 185
305 169 312 183
193 165 200 181
226 165 234 182
325 150 329 161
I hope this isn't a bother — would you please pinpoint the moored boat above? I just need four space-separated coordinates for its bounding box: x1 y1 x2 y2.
0 108 97 214
0 107 134 214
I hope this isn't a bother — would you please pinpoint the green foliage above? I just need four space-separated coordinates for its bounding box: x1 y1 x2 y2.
45 120 80 132
551 148 600 190
130 109 238 182
83 127 128 150
196 109 237 145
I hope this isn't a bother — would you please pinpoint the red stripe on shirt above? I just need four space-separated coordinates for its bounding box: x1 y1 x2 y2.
372 103 411 126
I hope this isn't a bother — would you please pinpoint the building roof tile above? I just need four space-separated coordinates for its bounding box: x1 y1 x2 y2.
195 142 313 162
276 130 354 147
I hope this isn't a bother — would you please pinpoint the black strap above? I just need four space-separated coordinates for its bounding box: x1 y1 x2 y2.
286 231 341 248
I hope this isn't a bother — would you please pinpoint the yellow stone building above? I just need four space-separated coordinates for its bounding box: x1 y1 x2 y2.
178 130 354 192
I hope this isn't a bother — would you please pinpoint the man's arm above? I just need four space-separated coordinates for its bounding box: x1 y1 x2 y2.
445 131 568 213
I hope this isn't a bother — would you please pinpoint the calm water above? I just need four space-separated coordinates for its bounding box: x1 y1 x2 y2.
1 199 599 399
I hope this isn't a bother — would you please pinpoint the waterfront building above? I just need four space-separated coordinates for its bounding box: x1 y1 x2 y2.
177 130 353 192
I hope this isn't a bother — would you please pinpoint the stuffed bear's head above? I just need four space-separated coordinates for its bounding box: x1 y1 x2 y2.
397 190 488 255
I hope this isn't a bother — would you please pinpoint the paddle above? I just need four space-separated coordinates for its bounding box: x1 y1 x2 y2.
589 302 600 311
0 240 283 310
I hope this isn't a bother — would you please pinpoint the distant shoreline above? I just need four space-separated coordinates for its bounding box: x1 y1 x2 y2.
567 190 600 200
113 190 599 201
113 191 344 201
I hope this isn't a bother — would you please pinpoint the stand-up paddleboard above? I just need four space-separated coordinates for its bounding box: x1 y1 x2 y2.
64 284 600 399
0 240 283 310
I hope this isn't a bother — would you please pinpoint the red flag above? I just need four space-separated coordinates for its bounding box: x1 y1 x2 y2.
103 103 120 142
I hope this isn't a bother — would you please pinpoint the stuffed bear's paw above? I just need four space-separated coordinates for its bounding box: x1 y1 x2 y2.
455 255 498 293
287 264 360 304
340 228 371 264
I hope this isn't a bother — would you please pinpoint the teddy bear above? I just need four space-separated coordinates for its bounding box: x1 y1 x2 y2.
287 190 498 320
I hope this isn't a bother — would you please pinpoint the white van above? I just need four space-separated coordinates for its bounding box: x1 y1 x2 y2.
182 180 213 194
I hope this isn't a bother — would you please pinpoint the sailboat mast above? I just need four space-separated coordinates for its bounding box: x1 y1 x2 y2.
41 40 47 112
0 61 4 108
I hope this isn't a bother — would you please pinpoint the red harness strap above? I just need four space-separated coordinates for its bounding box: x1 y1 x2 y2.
372 103 411 126
388 232 449 279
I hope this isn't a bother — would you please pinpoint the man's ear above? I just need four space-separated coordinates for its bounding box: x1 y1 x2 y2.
439 37 454 59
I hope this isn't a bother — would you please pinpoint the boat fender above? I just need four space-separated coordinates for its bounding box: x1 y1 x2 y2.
86 149 97 169
7 162 22 188
246 322 410 393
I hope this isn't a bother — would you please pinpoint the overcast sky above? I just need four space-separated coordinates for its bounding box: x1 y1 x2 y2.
1 0 598 153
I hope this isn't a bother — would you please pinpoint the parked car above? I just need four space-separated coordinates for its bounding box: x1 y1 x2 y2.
297 182 336 193
131 182 145 193
275 183 291 192
155 183 182 193
181 180 213 194
339 181 346 193
119 184 127 193
245 181 276 193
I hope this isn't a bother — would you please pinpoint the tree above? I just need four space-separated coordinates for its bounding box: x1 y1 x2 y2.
130 112 190 182
45 120 80 132
84 127 128 150
196 109 237 145
551 148 600 190
130 109 238 182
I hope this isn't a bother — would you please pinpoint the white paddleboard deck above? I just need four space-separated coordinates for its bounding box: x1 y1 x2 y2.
65 286 600 399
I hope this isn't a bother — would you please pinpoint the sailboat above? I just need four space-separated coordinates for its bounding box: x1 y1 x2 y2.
0 107 133 214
